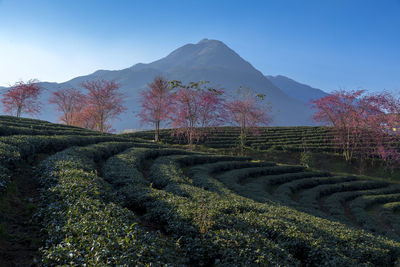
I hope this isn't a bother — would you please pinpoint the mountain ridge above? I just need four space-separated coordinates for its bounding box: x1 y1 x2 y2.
3 39 329 130
266 75 329 103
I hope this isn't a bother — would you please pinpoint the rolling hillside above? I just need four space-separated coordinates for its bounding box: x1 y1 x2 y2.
0 117 399 266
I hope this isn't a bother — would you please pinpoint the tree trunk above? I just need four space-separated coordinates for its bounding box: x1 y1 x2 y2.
239 116 246 154
189 121 194 150
100 115 105 133
155 121 160 142
16 106 22 118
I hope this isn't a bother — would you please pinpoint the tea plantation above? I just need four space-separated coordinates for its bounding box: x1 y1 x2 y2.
0 117 399 266
130 127 335 152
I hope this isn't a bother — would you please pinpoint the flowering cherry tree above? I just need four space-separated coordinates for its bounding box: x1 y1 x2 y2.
138 76 174 142
225 88 272 150
74 105 102 131
198 88 225 128
80 80 126 133
169 81 225 148
380 91 400 127
2 80 42 117
369 92 400 172
49 88 85 126
312 90 400 172
311 90 367 161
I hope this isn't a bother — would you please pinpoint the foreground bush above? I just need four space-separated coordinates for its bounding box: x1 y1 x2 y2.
103 147 400 266
36 142 185 265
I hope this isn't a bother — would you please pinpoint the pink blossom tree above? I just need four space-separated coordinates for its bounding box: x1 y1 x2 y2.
368 92 400 172
225 88 272 151
74 105 108 131
379 91 400 126
311 90 367 161
80 79 126 133
169 81 225 148
138 76 174 142
312 90 400 172
2 79 42 117
198 88 225 128
48 88 85 126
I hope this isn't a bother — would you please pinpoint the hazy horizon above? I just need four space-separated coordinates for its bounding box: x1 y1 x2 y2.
1 0 399 94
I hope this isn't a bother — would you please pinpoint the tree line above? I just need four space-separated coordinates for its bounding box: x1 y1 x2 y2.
311 90 400 172
1 79 126 133
1 77 399 171
0 77 271 146
138 77 271 149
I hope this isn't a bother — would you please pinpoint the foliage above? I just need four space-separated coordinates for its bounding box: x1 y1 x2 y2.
2 80 42 117
80 79 127 133
311 90 400 171
300 150 313 168
169 80 225 148
48 87 86 126
225 88 272 150
138 76 175 142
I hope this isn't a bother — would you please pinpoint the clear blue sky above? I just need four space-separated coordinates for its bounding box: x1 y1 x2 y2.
0 0 399 93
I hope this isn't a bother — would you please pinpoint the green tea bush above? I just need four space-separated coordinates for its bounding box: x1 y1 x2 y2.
297 179 387 208
103 147 400 266
325 185 400 224
36 142 186 265
350 193 400 238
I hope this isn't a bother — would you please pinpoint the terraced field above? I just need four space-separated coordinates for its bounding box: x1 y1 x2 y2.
0 117 400 266
0 116 149 265
130 126 336 152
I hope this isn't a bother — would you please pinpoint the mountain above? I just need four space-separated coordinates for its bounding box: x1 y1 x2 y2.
10 39 327 130
266 75 329 104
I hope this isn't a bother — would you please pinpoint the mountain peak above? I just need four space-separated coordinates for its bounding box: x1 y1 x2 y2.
197 38 223 45
22 38 321 130
198 38 210 44
144 39 256 74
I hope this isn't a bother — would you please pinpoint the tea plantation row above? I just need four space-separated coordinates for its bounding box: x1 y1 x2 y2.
37 144 400 265
128 127 400 154
1 117 399 266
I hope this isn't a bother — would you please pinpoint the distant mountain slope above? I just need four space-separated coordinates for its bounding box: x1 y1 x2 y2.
266 75 329 104
6 39 321 130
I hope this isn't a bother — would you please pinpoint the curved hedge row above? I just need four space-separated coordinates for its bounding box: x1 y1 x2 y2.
350 193 400 238
1 116 400 265
0 133 140 198
102 147 400 266
0 115 102 136
381 202 400 235
36 142 186 266
104 149 299 265
297 180 388 210
126 126 335 152
128 126 400 155
324 186 400 224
